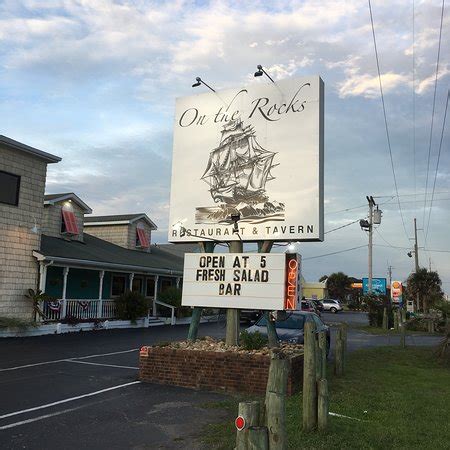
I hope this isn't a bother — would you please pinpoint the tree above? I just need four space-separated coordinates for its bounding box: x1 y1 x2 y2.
326 272 351 302
406 268 443 313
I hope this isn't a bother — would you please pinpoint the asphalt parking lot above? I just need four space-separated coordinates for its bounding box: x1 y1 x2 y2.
0 313 443 450
0 323 229 450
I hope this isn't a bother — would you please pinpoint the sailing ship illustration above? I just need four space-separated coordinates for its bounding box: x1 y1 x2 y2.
195 119 285 224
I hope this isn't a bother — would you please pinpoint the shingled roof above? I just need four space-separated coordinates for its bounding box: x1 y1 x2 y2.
84 213 157 230
0 135 61 163
36 234 183 275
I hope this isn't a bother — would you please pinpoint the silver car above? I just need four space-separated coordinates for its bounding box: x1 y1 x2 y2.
321 299 343 313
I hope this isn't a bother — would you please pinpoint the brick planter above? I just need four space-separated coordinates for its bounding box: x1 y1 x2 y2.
139 346 304 396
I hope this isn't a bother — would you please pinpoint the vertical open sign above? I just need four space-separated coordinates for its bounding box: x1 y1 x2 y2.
284 253 301 310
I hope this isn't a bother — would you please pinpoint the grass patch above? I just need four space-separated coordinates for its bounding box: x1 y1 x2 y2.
0 316 36 330
201 346 450 449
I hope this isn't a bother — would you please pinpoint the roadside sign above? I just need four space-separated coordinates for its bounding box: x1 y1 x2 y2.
362 278 387 295
168 76 324 243
391 280 403 305
182 252 301 310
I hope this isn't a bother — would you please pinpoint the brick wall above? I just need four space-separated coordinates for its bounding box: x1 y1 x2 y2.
42 201 85 242
139 347 304 396
0 145 47 319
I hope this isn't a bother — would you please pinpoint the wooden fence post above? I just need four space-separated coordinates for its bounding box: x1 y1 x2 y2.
400 322 406 348
334 327 344 376
382 307 388 330
265 350 288 450
303 321 317 431
236 401 261 450
318 331 327 380
317 379 329 431
247 427 269 450
393 310 399 331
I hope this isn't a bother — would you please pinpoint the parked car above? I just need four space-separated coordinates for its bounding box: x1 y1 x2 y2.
246 311 330 353
311 299 324 313
240 309 262 324
321 299 343 313
300 299 321 316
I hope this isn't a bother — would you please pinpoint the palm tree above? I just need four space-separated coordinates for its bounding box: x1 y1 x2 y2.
406 268 443 313
326 272 351 302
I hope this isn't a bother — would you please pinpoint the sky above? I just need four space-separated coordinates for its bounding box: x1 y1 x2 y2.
1 0 449 291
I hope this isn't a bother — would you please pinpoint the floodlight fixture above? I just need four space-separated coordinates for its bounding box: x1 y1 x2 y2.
192 76 216 92
253 64 275 83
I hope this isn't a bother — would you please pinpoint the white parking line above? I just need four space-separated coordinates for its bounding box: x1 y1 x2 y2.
0 405 86 430
67 360 139 370
0 381 141 421
0 348 139 372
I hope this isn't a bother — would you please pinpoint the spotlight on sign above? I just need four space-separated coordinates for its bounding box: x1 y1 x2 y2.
253 64 275 83
191 76 216 92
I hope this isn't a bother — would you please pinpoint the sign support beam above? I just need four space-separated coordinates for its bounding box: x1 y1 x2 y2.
226 240 242 346
187 241 214 341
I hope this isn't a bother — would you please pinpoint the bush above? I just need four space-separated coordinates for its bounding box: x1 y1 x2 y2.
157 287 191 318
239 330 268 350
363 293 394 328
115 291 149 323
0 316 36 330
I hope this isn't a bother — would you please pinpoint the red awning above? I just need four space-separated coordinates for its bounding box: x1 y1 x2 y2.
62 210 79 235
136 228 149 248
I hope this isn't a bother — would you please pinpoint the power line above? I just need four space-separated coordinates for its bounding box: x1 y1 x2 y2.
326 204 367 215
303 245 367 261
425 90 449 241
422 0 446 230
367 0 410 242
325 219 361 234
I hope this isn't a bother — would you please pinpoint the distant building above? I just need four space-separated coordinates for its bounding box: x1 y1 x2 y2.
302 277 328 300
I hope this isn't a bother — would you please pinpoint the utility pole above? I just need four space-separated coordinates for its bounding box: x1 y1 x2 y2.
413 218 420 312
387 265 393 288
367 196 375 293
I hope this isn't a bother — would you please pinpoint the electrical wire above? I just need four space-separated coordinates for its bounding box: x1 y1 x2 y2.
425 89 449 241
303 245 367 261
325 219 361 235
422 0 446 230
368 0 410 242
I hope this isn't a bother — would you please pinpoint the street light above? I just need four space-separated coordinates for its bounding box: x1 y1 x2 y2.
192 77 216 92
254 65 275 83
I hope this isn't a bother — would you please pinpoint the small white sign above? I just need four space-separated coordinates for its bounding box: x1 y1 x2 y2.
182 253 300 310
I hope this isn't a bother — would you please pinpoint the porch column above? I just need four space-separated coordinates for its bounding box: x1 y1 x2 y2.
129 273 134 291
153 275 159 317
97 270 105 318
61 267 70 319
39 262 48 292
176 277 180 289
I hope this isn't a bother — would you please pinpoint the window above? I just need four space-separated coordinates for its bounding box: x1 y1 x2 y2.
112 275 126 296
160 278 173 293
61 209 79 235
146 278 155 297
136 227 149 248
132 277 143 293
0 170 21 206
256 313 305 330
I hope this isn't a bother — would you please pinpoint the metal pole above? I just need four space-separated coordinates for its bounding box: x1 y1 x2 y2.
368 198 373 293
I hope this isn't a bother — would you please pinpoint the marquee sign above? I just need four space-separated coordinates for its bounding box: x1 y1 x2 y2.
168 76 324 243
181 253 301 310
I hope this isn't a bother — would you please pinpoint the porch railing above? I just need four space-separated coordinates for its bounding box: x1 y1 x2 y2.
42 299 117 321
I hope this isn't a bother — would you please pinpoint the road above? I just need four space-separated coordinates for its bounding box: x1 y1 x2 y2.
0 314 443 449
322 311 443 353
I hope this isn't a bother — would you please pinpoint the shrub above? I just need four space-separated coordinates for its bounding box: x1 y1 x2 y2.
239 330 268 350
157 287 191 318
363 293 394 328
0 316 36 330
115 291 149 322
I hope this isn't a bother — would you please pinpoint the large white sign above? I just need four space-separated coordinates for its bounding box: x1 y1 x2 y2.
182 253 301 310
168 76 324 242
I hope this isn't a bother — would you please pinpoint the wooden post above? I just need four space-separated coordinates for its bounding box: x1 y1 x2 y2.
236 401 261 450
265 350 288 450
317 379 329 430
315 337 321 381
400 322 406 348
318 331 327 380
226 240 242 346
382 307 388 330
393 310 398 331
258 241 278 348
334 327 344 376
302 321 317 431
341 323 348 359
187 242 214 341
247 427 269 450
